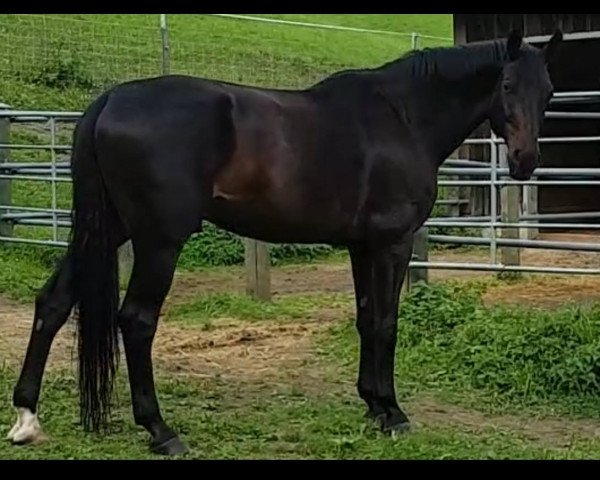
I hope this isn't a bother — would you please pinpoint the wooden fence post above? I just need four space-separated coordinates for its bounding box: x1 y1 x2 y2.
521 183 538 240
118 241 134 289
408 227 429 290
499 145 521 272
0 103 12 239
244 238 271 301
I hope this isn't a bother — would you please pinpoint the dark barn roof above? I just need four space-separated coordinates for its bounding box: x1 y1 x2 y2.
454 14 600 43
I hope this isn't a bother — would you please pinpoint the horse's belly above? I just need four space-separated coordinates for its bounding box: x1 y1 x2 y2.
206 197 355 245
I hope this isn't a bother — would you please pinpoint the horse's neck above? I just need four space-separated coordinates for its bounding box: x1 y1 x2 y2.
382 67 501 165
429 74 500 162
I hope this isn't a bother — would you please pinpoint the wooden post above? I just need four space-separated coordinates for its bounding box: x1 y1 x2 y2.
499 145 521 270
244 238 271 301
408 227 429 289
447 148 462 218
0 103 12 238
118 241 134 290
160 14 170 76
453 15 468 46
521 183 538 240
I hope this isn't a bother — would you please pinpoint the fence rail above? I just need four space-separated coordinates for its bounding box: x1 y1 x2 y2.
410 90 600 279
1 91 599 282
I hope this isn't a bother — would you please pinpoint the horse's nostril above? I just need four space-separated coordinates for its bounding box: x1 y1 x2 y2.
514 149 521 159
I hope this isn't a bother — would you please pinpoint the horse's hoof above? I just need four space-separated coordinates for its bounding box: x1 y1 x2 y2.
384 421 411 438
363 409 376 420
364 409 385 422
6 418 21 441
151 435 189 456
7 408 45 445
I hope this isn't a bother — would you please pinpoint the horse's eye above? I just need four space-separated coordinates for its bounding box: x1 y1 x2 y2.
503 83 513 93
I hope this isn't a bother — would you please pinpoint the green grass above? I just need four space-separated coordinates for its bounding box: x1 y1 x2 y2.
0 12 454 127
0 14 453 110
3 280 600 459
170 280 600 418
177 225 339 270
0 283 600 459
167 291 352 328
322 281 600 418
0 243 62 301
2 366 599 460
260 14 452 37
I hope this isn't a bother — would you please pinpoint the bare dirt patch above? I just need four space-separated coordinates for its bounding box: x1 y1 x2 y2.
154 321 320 382
0 304 332 385
407 396 600 449
153 302 350 393
0 293 347 390
483 276 600 308
168 262 355 307
0 298 77 370
3 239 600 374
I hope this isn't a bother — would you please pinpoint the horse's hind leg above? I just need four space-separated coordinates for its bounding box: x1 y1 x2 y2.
8 253 75 444
118 238 187 455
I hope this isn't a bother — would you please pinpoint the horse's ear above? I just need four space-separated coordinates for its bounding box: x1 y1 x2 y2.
544 29 563 65
506 29 523 61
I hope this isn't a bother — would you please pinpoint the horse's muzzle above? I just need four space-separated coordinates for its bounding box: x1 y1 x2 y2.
508 149 539 181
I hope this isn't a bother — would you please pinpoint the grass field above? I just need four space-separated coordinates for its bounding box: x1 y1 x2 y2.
2 265 600 459
0 14 453 110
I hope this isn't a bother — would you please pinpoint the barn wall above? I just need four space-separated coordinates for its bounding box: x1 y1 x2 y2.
453 15 600 218
455 14 600 40
539 37 600 215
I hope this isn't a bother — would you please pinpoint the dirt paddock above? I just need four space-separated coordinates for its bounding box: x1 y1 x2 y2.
2 233 600 377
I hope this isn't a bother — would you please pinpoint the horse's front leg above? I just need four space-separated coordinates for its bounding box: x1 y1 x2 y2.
350 235 413 434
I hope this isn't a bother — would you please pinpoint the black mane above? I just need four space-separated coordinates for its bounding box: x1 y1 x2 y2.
386 39 511 81
313 38 522 89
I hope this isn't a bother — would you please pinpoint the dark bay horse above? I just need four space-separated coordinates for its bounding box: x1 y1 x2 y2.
7 30 562 455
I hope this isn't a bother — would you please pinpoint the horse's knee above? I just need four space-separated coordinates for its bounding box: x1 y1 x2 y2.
119 309 158 340
373 318 397 346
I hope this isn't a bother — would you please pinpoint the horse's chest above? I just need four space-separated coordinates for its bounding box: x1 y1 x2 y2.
365 170 437 239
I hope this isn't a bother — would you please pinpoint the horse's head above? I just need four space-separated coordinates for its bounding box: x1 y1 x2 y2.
489 29 563 180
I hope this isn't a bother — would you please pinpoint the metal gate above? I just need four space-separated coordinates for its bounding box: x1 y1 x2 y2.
1 92 600 277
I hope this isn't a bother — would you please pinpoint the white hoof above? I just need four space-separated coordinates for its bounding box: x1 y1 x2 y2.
6 415 22 441
6 408 45 445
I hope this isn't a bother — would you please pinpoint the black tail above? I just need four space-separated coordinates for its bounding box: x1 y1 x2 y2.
70 92 120 433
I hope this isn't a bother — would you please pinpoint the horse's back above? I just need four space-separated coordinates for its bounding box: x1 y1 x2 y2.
85 74 371 244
